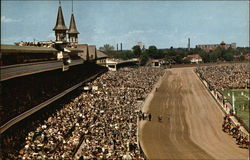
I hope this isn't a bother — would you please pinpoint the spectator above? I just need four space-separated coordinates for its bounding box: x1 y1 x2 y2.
15 67 164 159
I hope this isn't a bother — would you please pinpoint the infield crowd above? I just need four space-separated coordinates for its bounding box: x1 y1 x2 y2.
196 63 249 90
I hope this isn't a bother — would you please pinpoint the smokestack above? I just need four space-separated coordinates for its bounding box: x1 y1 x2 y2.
117 43 118 51
86 44 89 60
120 43 122 51
188 38 190 51
94 46 97 59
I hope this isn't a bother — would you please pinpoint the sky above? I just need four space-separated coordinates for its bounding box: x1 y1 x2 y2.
1 0 249 49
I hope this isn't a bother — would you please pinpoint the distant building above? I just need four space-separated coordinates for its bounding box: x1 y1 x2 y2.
187 38 190 51
66 44 107 63
183 54 202 64
196 41 236 52
149 59 165 67
95 51 108 66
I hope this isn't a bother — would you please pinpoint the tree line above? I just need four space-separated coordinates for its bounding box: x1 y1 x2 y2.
99 44 249 65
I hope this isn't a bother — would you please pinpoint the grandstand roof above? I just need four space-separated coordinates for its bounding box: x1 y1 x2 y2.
1 44 58 54
66 44 108 60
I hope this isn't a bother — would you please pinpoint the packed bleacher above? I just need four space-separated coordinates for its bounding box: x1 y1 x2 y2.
196 63 249 90
15 67 164 159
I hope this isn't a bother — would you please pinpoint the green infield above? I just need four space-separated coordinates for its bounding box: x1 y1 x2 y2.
220 89 249 129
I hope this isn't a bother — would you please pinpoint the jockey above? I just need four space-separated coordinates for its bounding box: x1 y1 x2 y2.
224 114 230 122
222 120 227 128
236 133 243 144
243 136 248 142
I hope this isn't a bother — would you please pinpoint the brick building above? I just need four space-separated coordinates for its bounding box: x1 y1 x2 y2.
196 41 236 52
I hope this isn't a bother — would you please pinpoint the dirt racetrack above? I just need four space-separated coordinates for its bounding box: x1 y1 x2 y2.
139 67 249 160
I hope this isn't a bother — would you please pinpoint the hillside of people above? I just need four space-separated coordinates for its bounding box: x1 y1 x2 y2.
8 67 164 159
196 63 249 90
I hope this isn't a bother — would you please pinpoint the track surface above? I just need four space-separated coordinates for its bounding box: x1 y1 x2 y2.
140 67 249 160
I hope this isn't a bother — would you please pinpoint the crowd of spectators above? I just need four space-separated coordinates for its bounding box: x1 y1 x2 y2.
196 63 249 90
15 41 54 48
17 67 164 159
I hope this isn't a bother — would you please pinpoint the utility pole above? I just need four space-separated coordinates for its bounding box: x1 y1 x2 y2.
188 38 190 51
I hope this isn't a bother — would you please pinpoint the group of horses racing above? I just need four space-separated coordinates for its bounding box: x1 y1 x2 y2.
222 115 249 149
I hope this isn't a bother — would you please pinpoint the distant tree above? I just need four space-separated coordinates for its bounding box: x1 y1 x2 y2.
147 45 158 58
148 45 157 53
168 48 177 57
209 50 220 62
118 50 135 60
183 57 190 64
132 45 142 57
175 54 183 64
239 55 245 61
99 44 115 52
199 51 210 63
140 52 149 66
223 52 234 61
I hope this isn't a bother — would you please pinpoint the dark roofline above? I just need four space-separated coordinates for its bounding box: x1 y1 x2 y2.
1 45 58 54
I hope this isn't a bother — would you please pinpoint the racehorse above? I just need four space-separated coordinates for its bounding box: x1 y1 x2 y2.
236 133 243 145
224 114 230 122
231 125 240 138
239 136 249 149
228 124 234 135
222 120 227 131
223 122 233 133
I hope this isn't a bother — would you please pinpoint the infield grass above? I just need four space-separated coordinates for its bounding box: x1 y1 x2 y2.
220 89 249 129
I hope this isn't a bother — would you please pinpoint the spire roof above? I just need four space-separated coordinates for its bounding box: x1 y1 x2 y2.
53 6 68 31
68 13 79 34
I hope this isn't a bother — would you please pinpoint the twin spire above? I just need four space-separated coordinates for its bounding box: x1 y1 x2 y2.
53 6 67 31
53 0 79 44
68 13 79 34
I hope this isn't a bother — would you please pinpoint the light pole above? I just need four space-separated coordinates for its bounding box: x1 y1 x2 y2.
232 90 236 115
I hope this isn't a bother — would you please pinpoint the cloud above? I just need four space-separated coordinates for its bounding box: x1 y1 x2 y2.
1 16 21 23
